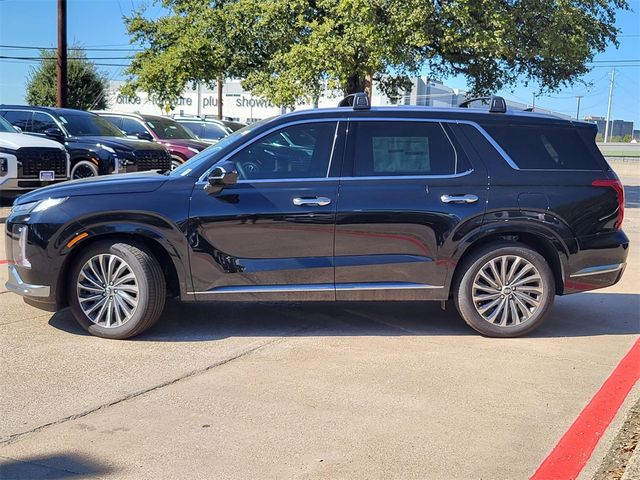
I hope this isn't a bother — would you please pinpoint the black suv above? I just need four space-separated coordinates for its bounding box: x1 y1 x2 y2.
4 94 628 339
0 106 172 179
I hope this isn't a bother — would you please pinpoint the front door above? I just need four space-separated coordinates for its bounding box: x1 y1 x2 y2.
188 120 344 301
334 119 488 300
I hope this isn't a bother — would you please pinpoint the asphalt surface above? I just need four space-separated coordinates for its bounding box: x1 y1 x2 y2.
0 167 638 479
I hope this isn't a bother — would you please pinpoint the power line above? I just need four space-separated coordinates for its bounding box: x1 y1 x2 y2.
0 44 141 52
0 55 132 61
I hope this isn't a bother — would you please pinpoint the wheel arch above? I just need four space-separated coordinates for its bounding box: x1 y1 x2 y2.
55 226 188 309
447 224 571 297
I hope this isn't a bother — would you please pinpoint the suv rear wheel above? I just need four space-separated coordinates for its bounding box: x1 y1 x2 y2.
454 242 555 337
68 241 166 339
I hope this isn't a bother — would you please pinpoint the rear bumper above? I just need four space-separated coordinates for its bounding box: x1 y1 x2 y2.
563 230 629 294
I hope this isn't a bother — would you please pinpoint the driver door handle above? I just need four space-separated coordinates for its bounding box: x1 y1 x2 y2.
440 194 479 204
293 196 331 207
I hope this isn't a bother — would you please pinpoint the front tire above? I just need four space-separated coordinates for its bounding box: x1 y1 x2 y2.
68 241 166 339
170 157 183 170
454 242 555 338
71 160 99 179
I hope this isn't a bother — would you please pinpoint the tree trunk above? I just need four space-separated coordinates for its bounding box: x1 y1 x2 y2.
217 78 223 120
345 74 373 101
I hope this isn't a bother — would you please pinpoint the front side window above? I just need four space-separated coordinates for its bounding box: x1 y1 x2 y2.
228 122 337 180
146 118 197 140
120 118 148 136
31 112 58 133
483 124 602 170
351 121 458 176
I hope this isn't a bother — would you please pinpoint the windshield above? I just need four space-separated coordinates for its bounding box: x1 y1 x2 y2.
0 116 16 133
169 117 273 177
59 113 125 137
146 117 197 140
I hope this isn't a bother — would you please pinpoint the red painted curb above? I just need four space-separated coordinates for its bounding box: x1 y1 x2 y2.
531 338 640 480
0 259 7 265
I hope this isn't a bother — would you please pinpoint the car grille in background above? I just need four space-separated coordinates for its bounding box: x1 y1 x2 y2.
135 150 171 171
17 147 67 178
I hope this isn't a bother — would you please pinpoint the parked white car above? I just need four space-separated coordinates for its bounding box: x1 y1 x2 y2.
0 115 69 192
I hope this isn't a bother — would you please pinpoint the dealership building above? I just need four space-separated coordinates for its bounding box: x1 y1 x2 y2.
106 78 567 122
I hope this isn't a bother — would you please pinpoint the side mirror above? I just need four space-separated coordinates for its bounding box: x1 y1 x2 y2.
44 127 64 142
135 131 154 142
13 126 22 133
205 161 238 194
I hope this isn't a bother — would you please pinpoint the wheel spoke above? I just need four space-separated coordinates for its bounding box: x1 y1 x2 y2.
478 270 500 290
77 254 138 328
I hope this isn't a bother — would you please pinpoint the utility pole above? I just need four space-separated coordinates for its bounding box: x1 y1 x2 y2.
604 67 615 143
575 96 583 120
531 93 536 111
217 78 223 120
57 0 68 108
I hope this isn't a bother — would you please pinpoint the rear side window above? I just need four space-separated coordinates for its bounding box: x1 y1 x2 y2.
351 121 460 176
483 124 602 170
2 110 33 131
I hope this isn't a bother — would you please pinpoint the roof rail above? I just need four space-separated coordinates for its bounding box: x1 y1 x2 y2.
338 92 371 110
459 95 507 114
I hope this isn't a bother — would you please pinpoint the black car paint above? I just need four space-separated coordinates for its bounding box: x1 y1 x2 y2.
0 106 170 175
5 106 629 312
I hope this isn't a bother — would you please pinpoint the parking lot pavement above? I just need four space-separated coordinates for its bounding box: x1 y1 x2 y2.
0 172 638 479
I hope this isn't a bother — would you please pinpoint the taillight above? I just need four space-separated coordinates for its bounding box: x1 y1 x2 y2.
592 178 625 229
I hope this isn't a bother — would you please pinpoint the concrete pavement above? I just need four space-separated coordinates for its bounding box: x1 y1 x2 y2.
0 169 638 479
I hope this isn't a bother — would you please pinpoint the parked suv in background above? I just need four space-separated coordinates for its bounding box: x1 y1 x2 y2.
5 94 628 340
97 112 210 170
0 115 69 193
0 106 172 179
173 117 231 144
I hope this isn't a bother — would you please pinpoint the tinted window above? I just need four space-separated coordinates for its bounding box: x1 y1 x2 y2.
229 122 337 180
201 123 229 140
120 118 148 136
59 113 125 137
181 122 202 137
2 110 32 131
31 112 58 133
483 124 602 170
0 116 16 133
351 121 458 176
101 116 122 130
146 117 196 140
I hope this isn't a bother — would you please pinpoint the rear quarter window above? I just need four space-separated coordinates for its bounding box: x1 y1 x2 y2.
483 124 602 170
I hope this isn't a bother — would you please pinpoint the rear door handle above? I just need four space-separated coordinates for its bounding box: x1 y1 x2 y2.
440 194 479 204
293 196 331 207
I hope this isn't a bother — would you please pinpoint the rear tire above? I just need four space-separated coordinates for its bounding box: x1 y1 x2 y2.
453 242 555 338
71 160 99 179
68 241 166 339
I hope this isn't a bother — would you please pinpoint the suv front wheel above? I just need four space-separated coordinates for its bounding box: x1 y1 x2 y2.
68 241 166 339
454 242 555 337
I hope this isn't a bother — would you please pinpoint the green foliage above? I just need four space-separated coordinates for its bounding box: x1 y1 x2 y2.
26 48 109 110
125 0 628 107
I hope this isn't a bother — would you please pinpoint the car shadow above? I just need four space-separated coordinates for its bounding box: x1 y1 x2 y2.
48 292 639 341
625 185 640 208
0 453 113 479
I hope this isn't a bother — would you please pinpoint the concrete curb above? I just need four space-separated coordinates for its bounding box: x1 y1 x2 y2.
621 442 640 480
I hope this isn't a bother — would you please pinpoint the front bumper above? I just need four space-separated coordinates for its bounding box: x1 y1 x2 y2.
0 177 69 191
5 264 51 297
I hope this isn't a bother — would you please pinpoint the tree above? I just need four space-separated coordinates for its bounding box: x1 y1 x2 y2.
125 0 628 108
26 48 109 110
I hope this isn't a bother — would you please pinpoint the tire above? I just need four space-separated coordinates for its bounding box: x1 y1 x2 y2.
68 241 166 339
71 160 99 179
170 157 183 171
453 242 555 338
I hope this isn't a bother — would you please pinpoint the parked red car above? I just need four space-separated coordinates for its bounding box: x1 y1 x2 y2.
97 112 211 169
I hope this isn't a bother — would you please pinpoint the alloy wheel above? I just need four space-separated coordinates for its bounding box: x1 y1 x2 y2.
76 254 139 328
72 164 96 179
471 255 544 327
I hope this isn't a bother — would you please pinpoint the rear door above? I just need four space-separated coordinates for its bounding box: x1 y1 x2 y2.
334 119 488 300
188 119 345 301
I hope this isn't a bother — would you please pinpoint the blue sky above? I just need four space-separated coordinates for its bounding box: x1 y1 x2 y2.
1 0 638 126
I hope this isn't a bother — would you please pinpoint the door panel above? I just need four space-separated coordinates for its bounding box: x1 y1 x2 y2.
334 120 488 300
188 121 343 301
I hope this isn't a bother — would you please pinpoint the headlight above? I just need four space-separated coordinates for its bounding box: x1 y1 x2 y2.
11 197 67 215
187 147 201 154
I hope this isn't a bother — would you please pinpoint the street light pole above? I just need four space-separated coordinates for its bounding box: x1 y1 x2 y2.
575 95 583 120
57 0 68 108
604 68 615 143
